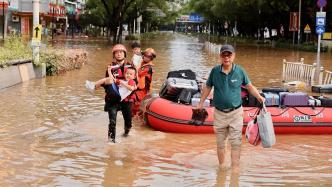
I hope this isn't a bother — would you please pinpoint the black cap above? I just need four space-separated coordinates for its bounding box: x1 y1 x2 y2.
220 44 235 54
131 41 141 49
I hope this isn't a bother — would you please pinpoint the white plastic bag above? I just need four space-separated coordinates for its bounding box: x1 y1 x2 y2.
257 104 276 148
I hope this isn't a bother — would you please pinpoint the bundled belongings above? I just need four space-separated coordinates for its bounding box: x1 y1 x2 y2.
257 104 276 148
167 69 196 80
190 108 209 125
159 70 198 102
308 96 321 107
262 87 289 94
246 119 261 146
318 96 332 107
311 84 332 93
191 98 210 107
247 92 265 107
246 108 261 146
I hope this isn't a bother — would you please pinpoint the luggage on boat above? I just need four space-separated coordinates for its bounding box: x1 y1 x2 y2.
308 96 321 107
191 98 210 107
159 77 199 101
167 69 196 80
247 92 265 107
257 104 276 148
280 92 309 106
262 87 289 94
318 96 332 107
263 93 280 106
311 84 332 93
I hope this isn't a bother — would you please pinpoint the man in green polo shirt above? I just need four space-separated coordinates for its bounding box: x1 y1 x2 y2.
197 44 265 173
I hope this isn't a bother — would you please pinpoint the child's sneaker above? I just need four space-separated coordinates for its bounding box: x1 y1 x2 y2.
85 80 95 92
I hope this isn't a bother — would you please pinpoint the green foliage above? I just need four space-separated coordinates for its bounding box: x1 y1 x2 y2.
125 35 140 40
86 27 102 37
0 36 32 67
40 48 87 76
40 51 63 76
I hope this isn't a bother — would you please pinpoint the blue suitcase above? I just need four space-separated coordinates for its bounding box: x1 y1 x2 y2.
263 93 280 106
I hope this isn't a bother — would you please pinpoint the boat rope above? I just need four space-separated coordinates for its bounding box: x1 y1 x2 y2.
270 107 291 117
145 109 213 126
246 107 325 117
291 107 326 117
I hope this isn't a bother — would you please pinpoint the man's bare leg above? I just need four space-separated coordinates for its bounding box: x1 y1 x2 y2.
217 148 228 170
231 148 241 173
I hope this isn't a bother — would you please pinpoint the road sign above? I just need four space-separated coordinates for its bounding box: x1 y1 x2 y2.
289 12 299 31
316 25 325 35
316 12 326 26
317 11 326 17
33 25 42 41
317 0 327 8
189 13 204 22
304 24 311 33
316 17 326 26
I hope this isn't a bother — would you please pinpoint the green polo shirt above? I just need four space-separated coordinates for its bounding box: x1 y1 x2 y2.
206 64 250 110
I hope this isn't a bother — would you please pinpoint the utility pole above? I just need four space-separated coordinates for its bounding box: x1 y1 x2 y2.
32 0 45 78
51 0 56 40
298 0 301 45
2 0 4 40
315 0 327 85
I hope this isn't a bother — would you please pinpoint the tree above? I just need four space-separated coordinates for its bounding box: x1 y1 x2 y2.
82 0 169 43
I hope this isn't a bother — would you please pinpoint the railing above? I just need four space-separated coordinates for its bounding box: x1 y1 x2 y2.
323 70 332 85
282 58 324 85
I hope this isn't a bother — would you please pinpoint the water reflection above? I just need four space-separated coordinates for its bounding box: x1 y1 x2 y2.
0 33 332 186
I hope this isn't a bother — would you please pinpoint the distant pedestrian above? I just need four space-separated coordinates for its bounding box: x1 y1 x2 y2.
197 44 265 173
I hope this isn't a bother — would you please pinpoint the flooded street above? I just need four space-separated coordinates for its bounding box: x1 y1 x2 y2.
0 33 332 186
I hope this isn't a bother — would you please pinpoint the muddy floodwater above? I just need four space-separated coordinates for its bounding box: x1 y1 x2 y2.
0 33 331 186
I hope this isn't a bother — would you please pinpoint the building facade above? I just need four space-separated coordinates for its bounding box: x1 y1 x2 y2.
1 0 85 39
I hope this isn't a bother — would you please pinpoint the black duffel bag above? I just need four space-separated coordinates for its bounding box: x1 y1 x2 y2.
262 87 289 93
167 69 196 80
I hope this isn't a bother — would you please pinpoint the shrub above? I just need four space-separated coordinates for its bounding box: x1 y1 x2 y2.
125 35 139 40
0 36 32 67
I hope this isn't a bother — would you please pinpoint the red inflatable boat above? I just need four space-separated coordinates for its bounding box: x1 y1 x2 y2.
140 96 332 134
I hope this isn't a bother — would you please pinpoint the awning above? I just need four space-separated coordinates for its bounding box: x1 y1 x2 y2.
0 2 9 9
12 11 66 19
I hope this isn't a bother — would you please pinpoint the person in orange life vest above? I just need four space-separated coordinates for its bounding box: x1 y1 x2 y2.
104 44 137 143
132 48 156 116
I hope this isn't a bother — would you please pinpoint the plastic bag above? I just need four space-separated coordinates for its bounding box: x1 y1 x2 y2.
257 104 276 148
245 119 261 146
